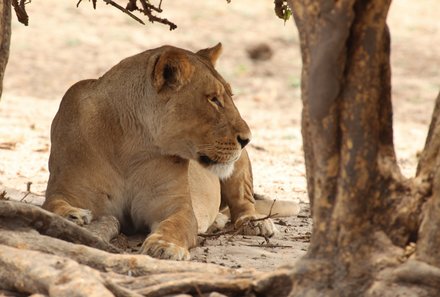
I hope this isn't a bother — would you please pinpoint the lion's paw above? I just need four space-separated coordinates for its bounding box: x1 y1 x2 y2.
206 212 229 233
139 234 190 261
235 214 278 237
65 208 93 226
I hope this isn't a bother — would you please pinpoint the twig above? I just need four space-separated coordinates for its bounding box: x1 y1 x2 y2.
19 192 30 202
138 0 177 30
199 201 279 240
76 0 145 25
297 214 310 218
26 181 32 192
126 0 176 29
290 235 311 241
263 234 271 244
0 191 9 201
198 225 241 238
194 284 203 297
139 0 162 13
249 199 278 222
102 0 145 25
246 244 293 248
0 142 17 150
20 182 40 202
250 144 267 151
126 0 138 11
19 182 32 202
207 201 278 237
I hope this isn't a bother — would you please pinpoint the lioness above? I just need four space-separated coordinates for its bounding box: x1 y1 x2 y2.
43 43 299 260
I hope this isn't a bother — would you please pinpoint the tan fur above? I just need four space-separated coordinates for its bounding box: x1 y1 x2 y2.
43 43 299 261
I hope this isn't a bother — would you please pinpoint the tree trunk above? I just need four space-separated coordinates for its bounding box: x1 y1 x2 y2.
0 0 11 99
285 0 440 295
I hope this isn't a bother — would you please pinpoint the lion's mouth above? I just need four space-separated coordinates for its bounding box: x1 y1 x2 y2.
198 151 241 166
198 155 218 165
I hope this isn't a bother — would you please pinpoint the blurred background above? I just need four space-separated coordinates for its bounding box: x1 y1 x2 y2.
0 0 439 205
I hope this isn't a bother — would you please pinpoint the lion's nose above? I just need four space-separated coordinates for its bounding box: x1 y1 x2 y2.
237 135 250 149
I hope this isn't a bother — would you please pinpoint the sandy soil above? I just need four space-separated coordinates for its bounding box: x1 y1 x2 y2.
0 0 439 271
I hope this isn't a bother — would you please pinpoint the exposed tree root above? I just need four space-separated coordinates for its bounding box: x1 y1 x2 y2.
0 227 239 276
392 259 440 288
0 200 298 296
0 239 282 297
85 215 121 243
0 244 124 297
0 200 120 252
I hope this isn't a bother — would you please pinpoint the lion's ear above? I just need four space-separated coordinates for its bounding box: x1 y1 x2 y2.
153 49 194 93
196 43 223 67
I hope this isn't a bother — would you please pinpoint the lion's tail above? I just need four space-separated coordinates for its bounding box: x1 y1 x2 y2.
254 193 301 218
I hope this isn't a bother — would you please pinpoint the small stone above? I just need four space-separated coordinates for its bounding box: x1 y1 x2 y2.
246 43 273 61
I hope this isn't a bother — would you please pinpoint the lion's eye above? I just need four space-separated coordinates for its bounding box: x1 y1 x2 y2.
209 96 223 108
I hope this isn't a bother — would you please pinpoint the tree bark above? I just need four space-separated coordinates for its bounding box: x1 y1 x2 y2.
285 0 440 295
415 92 440 267
0 0 11 99
289 0 394 257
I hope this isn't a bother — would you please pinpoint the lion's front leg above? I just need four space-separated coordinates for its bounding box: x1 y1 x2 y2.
220 149 277 237
139 204 198 261
131 157 198 261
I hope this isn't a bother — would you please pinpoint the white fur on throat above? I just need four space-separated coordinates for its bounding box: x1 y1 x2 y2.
208 163 235 180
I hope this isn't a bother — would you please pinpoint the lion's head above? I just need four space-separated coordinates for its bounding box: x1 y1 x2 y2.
148 43 251 179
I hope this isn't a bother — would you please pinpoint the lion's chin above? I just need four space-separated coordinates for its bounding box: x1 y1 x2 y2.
207 162 235 180
197 153 240 180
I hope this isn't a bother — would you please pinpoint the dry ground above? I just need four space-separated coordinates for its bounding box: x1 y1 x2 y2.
0 0 439 270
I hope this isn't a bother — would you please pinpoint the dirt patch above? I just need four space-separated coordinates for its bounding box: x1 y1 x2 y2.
0 0 439 270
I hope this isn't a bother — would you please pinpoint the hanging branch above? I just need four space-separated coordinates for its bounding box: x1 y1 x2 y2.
125 0 177 30
12 0 177 30
102 0 146 25
76 0 177 30
12 0 236 30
